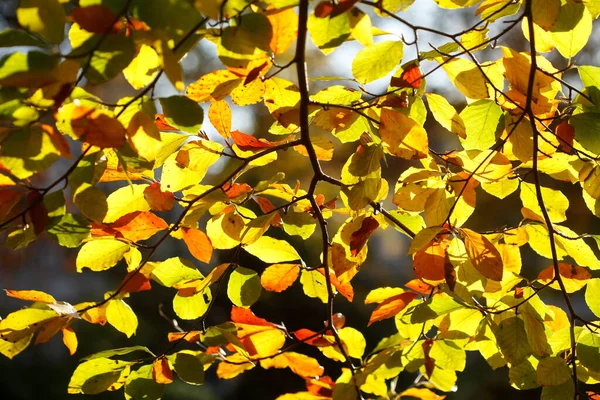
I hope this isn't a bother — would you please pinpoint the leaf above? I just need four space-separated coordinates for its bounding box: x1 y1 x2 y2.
62 326 78 356
349 216 379 256
267 7 299 54
208 100 232 139
459 100 502 150
227 266 262 308
17 0 66 44
173 289 212 320
76 239 130 272
351 40 404 84
536 356 570 386
440 57 490 100
537 263 591 293
493 317 533 365
181 227 213 263
143 183 175 212
104 184 150 223
70 106 126 148
551 2 593 59
124 45 161 90
124 364 164 400
379 108 428 159
68 358 133 394
586 278 600 319
172 350 205 385
46 213 90 248
5 289 55 303
260 352 324 378
72 5 122 34
520 182 569 223
425 93 466 138
152 357 173 384
159 96 204 134
261 263 300 292
110 211 168 242
186 70 242 102
531 0 560 31
462 228 503 281
244 236 301 263
231 130 276 151
367 291 418 326
151 257 203 287
307 9 351 55
106 299 138 338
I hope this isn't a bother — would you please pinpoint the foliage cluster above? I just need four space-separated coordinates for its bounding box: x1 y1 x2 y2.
2 0 600 399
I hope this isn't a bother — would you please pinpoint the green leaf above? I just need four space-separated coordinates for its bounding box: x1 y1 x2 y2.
307 11 351 55
82 346 155 361
430 340 466 372
536 357 570 386
509 358 539 390
282 212 317 239
85 35 136 84
150 257 203 287
173 289 212 320
244 236 301 263
577 330 600 372
73 183 108 223
106 299 138 338
0 29 49 48
541 380 574 400
159 96 204 134
46 214 90 248
227 266 261 308
310 85 362 105
585 278 600 319
0 125 60 179
17 0 66 44
172 350 205 385
409 294 464 323
493 317 533 365
459 100 502 150
0 51 58 87
68 358 133 394
569 113 600 155
124 364 164 400
217 12 272 68
351 40 404 84
76 239 130 272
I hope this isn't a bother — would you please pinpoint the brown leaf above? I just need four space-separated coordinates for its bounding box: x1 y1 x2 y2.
413 242 447 283
368 292 418 326
144 183 175 212
231 130 276 151
71 106 126 148
349 216 379 256
72 5 123 34
556 120 574 153
111 211 168 242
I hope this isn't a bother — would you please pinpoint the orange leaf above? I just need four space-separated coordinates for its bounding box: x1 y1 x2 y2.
154 114 178 131
71 5 123 34
391 63 423 89
306 376 335 397
71 106 126 149
216 353 254 379
294 329 331 347
208 100 232 139
35 318 64 344
368 292 418 326
231 130 276 151
349 216 379 256
462 228 503 281
186 70 242 103
413 242 447 284
120 271 152 294
261 264 300 292
405 279 435 295
537 263 591 293
62 326 78 356
223 182 253 199
181 227 213 263
5 289 56 303
379 108 428 159
152 357 174 384
267 7 298 54
260 352 324 378
111 211 168 242
167 331 202 343
231 307 274 327
41 124 71 158
144 183 175 212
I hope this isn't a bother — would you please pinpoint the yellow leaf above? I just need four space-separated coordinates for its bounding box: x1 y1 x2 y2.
76 239 130 272
425 93 466 138
126 112 162 161
520 182 569 223
300 269 328 303
207 212 245 250
244 236 301 263
123 45 161 90
264 77 300 130
17 0 66 44
531 0 561 30
104 184 150 223
462 228 503 281
260 352 324 378
551 2 593 59
379 108 428 159
186 70 242 102
294 135 334 161
216 353 254 379
106 299 138 338
439 57 490 100
267 7 298 54
62 326 78 355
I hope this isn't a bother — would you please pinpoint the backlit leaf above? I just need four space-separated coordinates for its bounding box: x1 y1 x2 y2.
351 40 404 84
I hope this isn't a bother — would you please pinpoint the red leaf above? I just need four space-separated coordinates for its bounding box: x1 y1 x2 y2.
391 63 423 89
223 182 253 199
72 5 123 35
144 183 175 212
314 0 359 18
231 130 275 151
404 279 434 295
314 1 335 18
293 329 331 347
120 271 152 294
556 121 574 153
349 216 379 256
367 292 418 326
27 192 47 235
